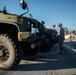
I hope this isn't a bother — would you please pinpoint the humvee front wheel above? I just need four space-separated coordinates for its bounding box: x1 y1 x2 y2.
0 34 21 70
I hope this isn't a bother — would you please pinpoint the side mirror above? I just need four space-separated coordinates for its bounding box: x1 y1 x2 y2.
41 21 45 25
20 0 27 10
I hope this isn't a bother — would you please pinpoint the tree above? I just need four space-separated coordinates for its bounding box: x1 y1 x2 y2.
72 30 76 35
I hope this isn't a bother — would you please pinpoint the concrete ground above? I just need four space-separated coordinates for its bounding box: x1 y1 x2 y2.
0 41 76 75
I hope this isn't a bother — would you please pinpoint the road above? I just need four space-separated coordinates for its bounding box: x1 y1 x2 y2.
0 41 76 75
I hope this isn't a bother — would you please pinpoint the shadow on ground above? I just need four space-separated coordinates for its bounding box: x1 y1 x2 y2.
12 43 76 71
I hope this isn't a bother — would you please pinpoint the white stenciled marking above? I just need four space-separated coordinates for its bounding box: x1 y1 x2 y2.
64 45 76 52
72 49 76 52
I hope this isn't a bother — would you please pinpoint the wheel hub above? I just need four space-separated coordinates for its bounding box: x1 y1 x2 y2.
0 45 9 61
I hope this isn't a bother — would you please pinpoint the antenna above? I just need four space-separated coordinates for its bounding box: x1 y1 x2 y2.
0 4 1 12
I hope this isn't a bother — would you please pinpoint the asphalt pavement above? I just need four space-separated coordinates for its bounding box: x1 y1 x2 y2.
0 41 76 75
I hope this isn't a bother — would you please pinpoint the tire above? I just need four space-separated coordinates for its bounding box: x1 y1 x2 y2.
24 47 39 56
0 34 21 70
40 34 52 52
22 42 39 56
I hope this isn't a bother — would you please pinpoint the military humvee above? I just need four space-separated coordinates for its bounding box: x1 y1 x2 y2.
0 0 58 70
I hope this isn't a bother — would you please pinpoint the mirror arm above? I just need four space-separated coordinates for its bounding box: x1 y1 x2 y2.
20 6 29 17
17 6 29 22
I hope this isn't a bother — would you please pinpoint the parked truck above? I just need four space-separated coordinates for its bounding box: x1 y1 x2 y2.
0 0 58 70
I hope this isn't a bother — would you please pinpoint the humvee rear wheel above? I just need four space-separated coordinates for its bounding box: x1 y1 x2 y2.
0 34 21 70
40 34 52 52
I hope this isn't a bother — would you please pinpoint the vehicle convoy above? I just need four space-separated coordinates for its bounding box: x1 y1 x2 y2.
0 0 58 70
